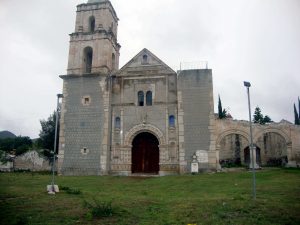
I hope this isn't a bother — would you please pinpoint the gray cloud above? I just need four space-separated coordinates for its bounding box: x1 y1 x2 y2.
0 0 299 138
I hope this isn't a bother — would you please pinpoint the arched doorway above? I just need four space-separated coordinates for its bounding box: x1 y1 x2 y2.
244 146 261 166
218 133 249 166
132 132 159 174
256 132 288 166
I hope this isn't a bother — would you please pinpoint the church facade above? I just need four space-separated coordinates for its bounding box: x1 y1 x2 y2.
57 0 300 176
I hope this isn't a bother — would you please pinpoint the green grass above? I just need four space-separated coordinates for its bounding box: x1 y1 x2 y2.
0 168 299 225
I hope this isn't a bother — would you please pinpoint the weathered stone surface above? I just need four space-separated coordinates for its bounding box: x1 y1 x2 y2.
177 69 216 172
14 151 51 171
215 118 300 167
59 76 106 175
67 0 120 75
57 1 300 176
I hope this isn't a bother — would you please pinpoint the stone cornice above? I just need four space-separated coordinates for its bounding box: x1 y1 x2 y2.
59 73 106 79
76 1 119 22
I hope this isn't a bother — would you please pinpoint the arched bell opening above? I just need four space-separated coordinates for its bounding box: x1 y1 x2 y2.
83 46 93 73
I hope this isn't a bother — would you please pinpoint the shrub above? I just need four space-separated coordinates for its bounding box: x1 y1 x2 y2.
266 156 288 167
219 159 242 168
60 186 82 195
84 199 114 219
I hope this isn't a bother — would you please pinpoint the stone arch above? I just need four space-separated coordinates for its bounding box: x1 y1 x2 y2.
216 129 250 166
254 128 291 144
124 124 165 147
254 128 290 165
216 129 250 147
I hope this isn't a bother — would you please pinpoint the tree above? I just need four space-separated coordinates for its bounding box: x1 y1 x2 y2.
218 95 227 119
37 111 60 160
294 103 300 125
253 106 273 125
253 107 263 124
299 97 300 123
0 136 32 163
263 115 272 124
0 136 32 154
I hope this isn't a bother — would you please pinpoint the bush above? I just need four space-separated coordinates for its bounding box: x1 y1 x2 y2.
84 199 114 219
16 144 30 155
266 156 288 167
219 159 242 168
60 186 82 195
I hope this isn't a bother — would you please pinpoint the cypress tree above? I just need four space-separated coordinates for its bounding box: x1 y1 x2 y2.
294 103 300 125
298 97 300 121
218 95 227 119
218 95 222 118
253 106 263 124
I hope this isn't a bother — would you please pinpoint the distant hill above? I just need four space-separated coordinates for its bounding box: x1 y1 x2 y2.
0 131 17 139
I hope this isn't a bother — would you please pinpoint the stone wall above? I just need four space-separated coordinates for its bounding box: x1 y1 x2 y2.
110 49 180 175
0 151 51 172
14 151 51 171
59 75 109 175
215 118 300 167
177 69 216 172
0 161 13 172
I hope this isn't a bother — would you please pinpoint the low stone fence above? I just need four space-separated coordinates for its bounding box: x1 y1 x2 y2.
0 151 51 172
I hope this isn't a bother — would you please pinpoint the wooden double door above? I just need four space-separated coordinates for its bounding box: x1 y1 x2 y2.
132 132 159 174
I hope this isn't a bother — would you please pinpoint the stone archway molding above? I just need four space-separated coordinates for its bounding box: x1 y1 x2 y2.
253 127 291 145
124 123 165 146
216 129 250 148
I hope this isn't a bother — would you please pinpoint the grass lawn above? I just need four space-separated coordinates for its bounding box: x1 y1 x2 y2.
0 168 300 225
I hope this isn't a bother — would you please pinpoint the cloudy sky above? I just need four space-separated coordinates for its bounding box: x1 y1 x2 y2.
0 0 299 138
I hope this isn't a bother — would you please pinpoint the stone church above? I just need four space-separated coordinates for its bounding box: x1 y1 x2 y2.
57 0 300 176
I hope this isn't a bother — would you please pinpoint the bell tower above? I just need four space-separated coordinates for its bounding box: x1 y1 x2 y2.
58 0 120 175
67 0 120 75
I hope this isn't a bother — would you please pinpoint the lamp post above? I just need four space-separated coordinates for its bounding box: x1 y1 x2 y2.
243 81 256 200
51 93 63 191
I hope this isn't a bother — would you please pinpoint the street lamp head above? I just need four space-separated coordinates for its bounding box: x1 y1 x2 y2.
57 94 64 98
244 81 251 87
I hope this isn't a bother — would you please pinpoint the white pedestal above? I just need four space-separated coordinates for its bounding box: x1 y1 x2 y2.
191 162 199 173
47 185 59 193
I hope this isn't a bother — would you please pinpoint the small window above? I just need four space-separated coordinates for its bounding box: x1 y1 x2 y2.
82 96 91 106
115 117 121 129
146 91 152 106
81 147 89 155
169 115 175 127
138 91 144 106
89 16 95 32
142 55 148 64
